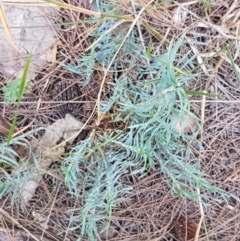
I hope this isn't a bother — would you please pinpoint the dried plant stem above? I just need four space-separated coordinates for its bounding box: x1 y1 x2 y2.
130 0 153 78
0 208 40 241
86 20 126 52
194 188 204 241
0 0 19 51
176 2 240 40
195 51 225 241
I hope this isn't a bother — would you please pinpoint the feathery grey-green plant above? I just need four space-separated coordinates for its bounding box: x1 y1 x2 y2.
59 12 236 239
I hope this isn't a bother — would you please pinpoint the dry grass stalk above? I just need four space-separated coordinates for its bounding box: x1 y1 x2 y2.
0 1 18 51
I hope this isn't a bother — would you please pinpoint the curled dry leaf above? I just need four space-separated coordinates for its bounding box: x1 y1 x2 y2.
174 216 198 241
20 114 84 205
173 115 198 134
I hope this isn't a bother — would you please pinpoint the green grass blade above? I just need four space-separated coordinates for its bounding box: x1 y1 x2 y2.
17 54 31 105
7 54 31 145
226 45 240 82
146 38 152 58
7 116 17 145
142 21 170 45
185 89 223 98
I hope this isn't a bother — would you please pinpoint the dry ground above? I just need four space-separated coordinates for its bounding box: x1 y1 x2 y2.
0 0 240 240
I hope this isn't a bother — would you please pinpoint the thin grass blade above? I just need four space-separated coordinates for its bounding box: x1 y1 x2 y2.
17 54 31 105
7 54 31 145
185 89 223 98
226 45 240 82
7 115 16 145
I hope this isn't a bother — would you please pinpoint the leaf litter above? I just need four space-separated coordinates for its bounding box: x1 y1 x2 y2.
20 114 84 205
